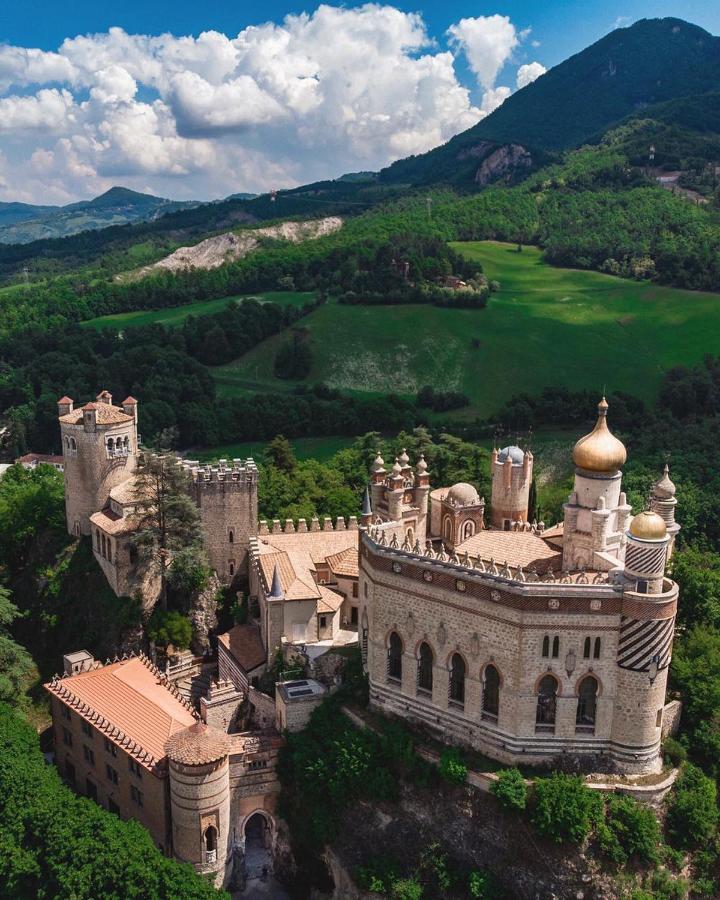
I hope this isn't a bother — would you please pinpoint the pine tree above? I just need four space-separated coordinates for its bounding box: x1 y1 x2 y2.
132 452 205 610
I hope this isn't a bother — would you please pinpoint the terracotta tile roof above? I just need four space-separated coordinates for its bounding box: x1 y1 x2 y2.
122 396 138 405
108 478 150 507
257 548 320 601
258 529 359 564
165 721 232 766
44 657 196 772
59 402 134 426
455 530 562 574
16 453 64 465
218 624 266 672
326 546 359 578
57 396 74 404
317 585 344 614
90 507 139 536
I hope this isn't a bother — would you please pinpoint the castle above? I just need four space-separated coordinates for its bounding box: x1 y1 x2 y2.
48 391 682 886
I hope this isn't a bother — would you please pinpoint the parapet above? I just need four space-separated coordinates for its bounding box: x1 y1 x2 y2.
182 458 259 487
258 515 359 535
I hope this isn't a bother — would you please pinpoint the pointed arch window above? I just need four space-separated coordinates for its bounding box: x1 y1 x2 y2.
552 636 560 659
387 632 403 683
449 653 466 707
576 676 599 734
536 674 558 733
583 636 591 659
228 530 234 544
593 637 601 659
203 825 218 864
482 664 500 722
417 642 433 695
541 635 550 658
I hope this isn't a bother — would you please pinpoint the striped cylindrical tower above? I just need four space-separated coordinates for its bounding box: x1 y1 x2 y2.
165 722 232 888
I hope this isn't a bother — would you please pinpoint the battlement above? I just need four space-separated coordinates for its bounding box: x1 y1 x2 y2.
258 515 359 534
182 458 259 487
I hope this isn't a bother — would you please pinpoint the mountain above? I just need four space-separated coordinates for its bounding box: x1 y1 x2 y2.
381 17 720 187
0 187 199 244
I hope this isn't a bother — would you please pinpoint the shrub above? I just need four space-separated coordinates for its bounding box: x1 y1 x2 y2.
531 774 603 844
662 736 688 768
147 608 193 650
600 795 661 865
390 878 423 900
469 869 500 898
439 748 467 785
491 768 527 811
666 764 718 850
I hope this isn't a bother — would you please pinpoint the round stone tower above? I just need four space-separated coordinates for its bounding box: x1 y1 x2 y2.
58 392 138 536
610 509 676 773
165 721 232 888
650 465 680 560
490 445 532 529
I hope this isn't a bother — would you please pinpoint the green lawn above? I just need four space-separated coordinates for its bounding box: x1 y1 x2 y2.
192 435 356 464
211 242 720 416
81 291 316 330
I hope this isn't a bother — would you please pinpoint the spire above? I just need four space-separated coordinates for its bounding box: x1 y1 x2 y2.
268 564 283 598
362 486 372 517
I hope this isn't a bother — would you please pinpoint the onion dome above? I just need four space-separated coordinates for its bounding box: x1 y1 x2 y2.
391 458 403 476
572 398 627 473
629 510 667 540
398 448 410 467
371 452 385 473
416 454 428 473
446 482 481 506
653 464 676 500
165 721 232 766
498 445 524 464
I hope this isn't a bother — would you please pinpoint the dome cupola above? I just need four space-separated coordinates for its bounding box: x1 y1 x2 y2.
629 510 667 541
572 398 627 473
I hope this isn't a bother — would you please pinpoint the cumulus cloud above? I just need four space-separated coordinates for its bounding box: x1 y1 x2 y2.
516 61 546 89
0 5 544 203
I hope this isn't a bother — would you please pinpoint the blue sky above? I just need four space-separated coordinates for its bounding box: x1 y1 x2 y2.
0 3 717 203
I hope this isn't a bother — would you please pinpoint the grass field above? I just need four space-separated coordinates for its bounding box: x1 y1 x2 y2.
211 242 720 416
81 291 315 330
193 435 356 463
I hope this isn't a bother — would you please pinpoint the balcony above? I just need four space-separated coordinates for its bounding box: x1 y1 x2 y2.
204 849 217 864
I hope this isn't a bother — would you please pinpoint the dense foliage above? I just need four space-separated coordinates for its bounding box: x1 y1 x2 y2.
0 704 225 899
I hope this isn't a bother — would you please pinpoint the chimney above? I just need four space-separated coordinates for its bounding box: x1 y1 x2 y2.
82 402 98 432
96 390 112 405
122 396 138 423
57 396 74 416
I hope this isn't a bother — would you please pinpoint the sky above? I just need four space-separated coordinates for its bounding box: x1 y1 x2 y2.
0 1 718 204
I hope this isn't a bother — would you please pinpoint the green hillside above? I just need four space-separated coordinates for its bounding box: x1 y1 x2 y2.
212 242 720 416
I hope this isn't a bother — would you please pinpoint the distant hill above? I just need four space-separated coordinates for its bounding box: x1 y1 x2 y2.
381 17 720 187
0 187 199 244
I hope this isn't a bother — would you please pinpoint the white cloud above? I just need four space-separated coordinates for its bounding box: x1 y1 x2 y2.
447 15 519 90
516 61 546 89
0 5 542 203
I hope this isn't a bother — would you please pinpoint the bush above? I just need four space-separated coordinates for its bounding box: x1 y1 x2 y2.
662 736 688 768
599 795 662 865
531 774 603 844
390 878 423 900
491 768 527 811
666 764 718 850
147 609 192 650
439 748 467 785
469 869 500 898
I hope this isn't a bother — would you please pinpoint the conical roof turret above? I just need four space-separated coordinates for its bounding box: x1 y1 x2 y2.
268 563 283 598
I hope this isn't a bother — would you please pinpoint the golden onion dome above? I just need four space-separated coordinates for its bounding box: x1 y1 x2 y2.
572 398 627 473
629 510 667 540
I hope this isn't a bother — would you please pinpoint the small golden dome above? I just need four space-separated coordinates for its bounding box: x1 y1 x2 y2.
629 510 667 540
572 398 627 473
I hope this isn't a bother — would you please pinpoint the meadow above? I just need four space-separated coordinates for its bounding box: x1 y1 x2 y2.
81 290 315 330
211 242 720 417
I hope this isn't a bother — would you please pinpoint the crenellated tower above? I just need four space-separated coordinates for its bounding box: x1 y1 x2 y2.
369 449 430 544
490 445 532 529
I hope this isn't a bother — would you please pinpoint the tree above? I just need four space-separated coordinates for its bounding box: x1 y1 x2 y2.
147 609 193 651
132 453 205 610
531 774 603 844
598 795 662 865
0 464 65 570
0 586 33 706
491 767 527 812
666 764 718 850
265 435 297 474
670 549 720 629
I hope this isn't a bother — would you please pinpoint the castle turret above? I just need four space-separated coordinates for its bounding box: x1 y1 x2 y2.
562 398 630 571
59 391 138 536
490 445 532 529
360 487 373 527
165 722 232 888
650 465 680 560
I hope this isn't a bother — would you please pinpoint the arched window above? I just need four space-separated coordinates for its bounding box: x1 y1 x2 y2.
64 436 70 450
552 636 560 659
449 653 466 706
107 438 114 455
204 825 218 863
541 635 549 658
482 664 500 722
70 437 76 451
229 562 235 577
593 637 601 659
576 676 599 733
228 530 234 544
583 636 591 659
443 517 452 542
417 642 433 695
123 436 130 451
536 675 558 732
387 632 403 682
462 520 475 540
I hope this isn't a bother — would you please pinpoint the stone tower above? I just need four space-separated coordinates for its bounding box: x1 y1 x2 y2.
562 399 632 571
611 509 677 767
490 445 532 529
165 721 232 888
58 392 138 536
369 450 429 544
186 459 259 583
650 465 680 561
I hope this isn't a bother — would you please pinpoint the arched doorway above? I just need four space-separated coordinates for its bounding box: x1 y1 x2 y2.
243 811 273 880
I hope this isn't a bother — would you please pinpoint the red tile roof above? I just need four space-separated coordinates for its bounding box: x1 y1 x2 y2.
165 721 232 766
59 401 134 426
218 625 266 672
326 546 359 578
455 530 561 574
44 656 196 772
